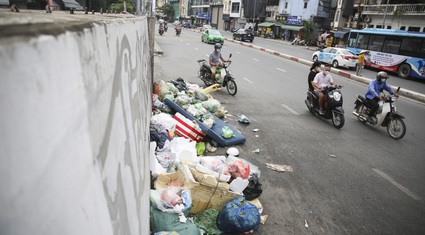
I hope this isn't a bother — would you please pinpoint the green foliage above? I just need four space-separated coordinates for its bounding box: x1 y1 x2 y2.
301 20 315 41
156 3 174 19
108 0 135 13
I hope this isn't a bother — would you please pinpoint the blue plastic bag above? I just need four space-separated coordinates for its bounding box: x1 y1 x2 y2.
216 196 261 233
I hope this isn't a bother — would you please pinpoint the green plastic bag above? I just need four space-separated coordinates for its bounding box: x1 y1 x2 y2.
221 126 235 139
196 142 206 156
193 209 222 235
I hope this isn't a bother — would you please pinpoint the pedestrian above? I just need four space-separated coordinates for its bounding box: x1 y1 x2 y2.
356 50 369 76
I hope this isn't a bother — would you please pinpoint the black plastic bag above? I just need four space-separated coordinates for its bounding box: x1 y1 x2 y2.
243 173 262 201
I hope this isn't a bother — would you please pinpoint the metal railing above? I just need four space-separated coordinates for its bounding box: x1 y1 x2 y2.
362 4 425 15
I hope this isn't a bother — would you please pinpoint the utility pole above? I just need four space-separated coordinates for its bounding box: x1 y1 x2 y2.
253 0 257 23
382 0 389 28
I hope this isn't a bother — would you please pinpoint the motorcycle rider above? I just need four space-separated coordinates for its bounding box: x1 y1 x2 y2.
312 64 340 115
209 43 230 82
365 71 399 123
308 61 322 91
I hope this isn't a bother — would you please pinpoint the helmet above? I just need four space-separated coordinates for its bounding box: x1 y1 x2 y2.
376 71 389 83
214 43 222 49
226 147 239 157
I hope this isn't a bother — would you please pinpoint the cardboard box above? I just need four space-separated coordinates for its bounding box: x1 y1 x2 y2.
154 164 241 213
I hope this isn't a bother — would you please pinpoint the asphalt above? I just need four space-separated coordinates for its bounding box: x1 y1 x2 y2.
155 28 425 104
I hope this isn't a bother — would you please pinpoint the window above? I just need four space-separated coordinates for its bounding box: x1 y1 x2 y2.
358 34 370 49
408 26 420 32
400 26 406 30
368 24 374 28
382 37 401 54
420 41 425 55
400 38 423 57
329 48 338 54
423 27 425 32
348 32 358 47
304 2 307 8
368 35 384 51
387 26 392 29
285 2 288 9
231 2 240 13
376 25 382 29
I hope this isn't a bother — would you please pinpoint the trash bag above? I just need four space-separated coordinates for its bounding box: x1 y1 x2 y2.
237 114 250 124
243 173 263 201
216 196 261 233
201 99 221 113
193 209 222 235
150 190 201 235
195 142 205 156
194 90 209 101
168 78 188 92
221 126 235 139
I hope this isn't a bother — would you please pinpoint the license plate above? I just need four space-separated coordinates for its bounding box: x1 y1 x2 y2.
214 39 220 42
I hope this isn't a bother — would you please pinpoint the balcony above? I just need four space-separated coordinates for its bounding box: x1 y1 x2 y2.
362 4 425 16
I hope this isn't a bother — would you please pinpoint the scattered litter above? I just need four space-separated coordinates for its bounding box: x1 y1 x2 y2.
304 219 309 228
252 128 259 132
253 149 260 154
265 163 293 172
237 114 250 124
255 135 259 138
260 215 269 225
309 210 313 214
206 142 217 153
329 154 336 158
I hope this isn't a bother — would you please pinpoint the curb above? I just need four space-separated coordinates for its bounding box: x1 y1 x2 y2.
154 40 163 55
223 37 425 104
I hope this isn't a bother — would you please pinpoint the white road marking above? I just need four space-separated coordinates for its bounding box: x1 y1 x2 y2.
186 43 190 45
276 68 287 72
194 48 199 50
373 168 421 201
236 51 241 54
281 104 299 115
253 58 259 62
206 54 209 57
243 77 254 84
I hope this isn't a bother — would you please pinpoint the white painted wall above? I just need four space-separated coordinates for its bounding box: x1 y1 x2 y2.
279 0 319 20
0 15 152 235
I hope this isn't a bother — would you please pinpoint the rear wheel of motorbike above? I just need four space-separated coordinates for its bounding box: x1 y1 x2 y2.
332 112 345 129
356 104 367 123
226 79 237 96
387 117 406 140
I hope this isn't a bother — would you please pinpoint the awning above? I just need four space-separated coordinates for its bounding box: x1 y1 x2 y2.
280 25 303 31
62 0 83 10
333 30 350 38
257 22 275 27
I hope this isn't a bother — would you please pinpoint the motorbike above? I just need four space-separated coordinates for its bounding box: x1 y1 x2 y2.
159 25 164 36
305 85 345 129
175 27 181 36
197 54 238 95
352 87 406 139
164 24 168 32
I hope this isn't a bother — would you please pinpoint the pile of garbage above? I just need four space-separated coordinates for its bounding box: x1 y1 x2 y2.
150 78 265 235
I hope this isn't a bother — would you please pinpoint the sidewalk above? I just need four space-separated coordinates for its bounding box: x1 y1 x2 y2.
156 28 425 104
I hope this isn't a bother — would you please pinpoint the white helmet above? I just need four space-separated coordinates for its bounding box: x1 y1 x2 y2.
227 147 239 157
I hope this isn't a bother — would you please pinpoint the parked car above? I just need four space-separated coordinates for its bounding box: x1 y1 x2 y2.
181 22 191 28
233 29 254 42
200 24 212 32
201 29 224 45
312 47 358 70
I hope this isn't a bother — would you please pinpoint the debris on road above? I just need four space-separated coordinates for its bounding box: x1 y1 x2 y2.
265 163 293 172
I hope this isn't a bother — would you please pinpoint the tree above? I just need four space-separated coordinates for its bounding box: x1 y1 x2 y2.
301 20 315 42
156 3 174 20
108 0 135 13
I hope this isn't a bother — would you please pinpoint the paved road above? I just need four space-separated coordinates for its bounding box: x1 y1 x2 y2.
155 28 425 235
178 27 425 103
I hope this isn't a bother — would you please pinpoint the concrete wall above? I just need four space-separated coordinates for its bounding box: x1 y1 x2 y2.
0 11 152 235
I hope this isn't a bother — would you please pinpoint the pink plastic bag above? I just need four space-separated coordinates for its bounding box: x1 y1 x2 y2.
228 160 250 180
